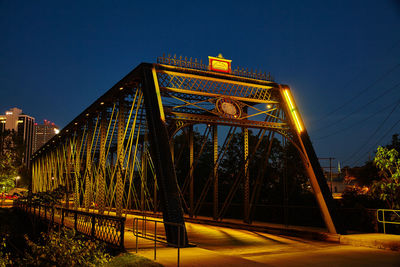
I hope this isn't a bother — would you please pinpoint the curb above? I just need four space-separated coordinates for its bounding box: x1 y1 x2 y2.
339 234 400 252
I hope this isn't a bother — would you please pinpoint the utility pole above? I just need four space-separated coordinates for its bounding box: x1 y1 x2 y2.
319 157 336 193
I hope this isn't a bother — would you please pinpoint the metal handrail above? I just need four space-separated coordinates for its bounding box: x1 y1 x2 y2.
133 217 184 267
14 199 125 248
376 209 400 234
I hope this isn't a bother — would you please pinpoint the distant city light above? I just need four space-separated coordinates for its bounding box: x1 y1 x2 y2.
267 104 272 109
5 112 12 115
54 128 60 134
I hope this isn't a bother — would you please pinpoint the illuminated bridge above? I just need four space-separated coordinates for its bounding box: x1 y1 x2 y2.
30 54 344 246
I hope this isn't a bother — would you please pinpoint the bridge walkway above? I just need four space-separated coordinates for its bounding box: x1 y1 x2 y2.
118 212 400 267
12 203 400 266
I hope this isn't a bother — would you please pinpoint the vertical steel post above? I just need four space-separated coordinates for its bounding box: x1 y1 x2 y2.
383 211 386 234
189 125 194 218
120 217 125 249
98 112 107 214
279 85 343 234
91 214 96 237
142 64 188 246
74 134 82 210
135 219 138 253
243 127 249 223
140 138 147 212
213 125 218 220
154 221 157 260
116 98 125 217
61 208 64 226
84 121 93 212
66 139 72 209
74 212 77 230
170 138 174 163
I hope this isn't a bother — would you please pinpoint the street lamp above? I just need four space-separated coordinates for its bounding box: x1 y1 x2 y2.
15 176 20 187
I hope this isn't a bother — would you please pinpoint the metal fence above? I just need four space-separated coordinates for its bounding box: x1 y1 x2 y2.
14 199 125 249
133 217 185 267
377 209 400 234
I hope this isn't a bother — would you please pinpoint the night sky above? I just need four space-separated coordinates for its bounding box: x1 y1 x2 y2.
1 0 399 167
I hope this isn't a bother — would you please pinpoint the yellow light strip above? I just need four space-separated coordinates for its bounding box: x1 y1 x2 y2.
152 67 166 122
283 89 303 133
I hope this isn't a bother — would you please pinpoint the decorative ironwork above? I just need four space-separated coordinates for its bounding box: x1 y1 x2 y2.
157 54 274 81
157 54 208 71
14 200 125 249
157 71 274 102
215 98 242 119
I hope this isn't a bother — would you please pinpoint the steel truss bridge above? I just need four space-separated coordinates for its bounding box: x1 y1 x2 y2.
31 55 344 246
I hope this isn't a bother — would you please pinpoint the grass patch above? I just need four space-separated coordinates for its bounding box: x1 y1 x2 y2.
102 253 163 267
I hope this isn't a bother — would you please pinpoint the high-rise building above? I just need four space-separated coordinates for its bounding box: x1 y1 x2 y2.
0 107 35 169
33 120 59 153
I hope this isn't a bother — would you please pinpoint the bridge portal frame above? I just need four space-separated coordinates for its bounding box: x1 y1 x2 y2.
31 60 344 247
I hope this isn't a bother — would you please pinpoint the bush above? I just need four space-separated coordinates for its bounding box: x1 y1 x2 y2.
102 253 163 267
0 235 12 267
371 146 400 209
19 228 111 266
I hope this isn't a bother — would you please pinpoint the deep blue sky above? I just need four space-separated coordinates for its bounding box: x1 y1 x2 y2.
1 0 399 167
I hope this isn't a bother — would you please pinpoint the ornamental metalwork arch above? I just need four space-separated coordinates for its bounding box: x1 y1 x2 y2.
31 54 344 246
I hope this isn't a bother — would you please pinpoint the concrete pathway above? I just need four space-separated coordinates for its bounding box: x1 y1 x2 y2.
122 213 400 267
17 204 400 266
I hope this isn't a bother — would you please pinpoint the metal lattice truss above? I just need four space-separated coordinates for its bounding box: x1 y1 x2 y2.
31 61 344 243
32 87 151 217
156 68 292 136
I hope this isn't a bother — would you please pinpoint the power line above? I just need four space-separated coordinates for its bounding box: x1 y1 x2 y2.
343 97 400 165
314 39 400 124
314 99 400 140
350 118 400 166
314 81 400 132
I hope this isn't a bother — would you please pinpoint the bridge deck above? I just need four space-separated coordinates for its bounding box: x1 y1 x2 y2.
120 212 400 267
12 203 400 266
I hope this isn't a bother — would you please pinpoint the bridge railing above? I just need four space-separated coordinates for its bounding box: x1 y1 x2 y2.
133 217 184 267
377 209 400 234
14 199 125 249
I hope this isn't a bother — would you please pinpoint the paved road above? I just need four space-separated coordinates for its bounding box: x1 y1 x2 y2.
14 205 400 266
127 217 400 267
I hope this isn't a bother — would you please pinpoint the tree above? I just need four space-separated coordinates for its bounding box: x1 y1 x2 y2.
387 134 400 152
0 152 19 191
371 146 400 209
0 130 24 191
344 161 378 187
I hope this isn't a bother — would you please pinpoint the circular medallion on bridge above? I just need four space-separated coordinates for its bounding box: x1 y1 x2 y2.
216 98 241 119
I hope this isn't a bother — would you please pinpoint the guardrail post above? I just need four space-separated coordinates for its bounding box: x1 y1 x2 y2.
383 210 386 234
154 221 157 260
135 219 138 253
91 214 96 237
61 209 65 227
120 218 125 249
74 211 78 231
177 224 180 267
